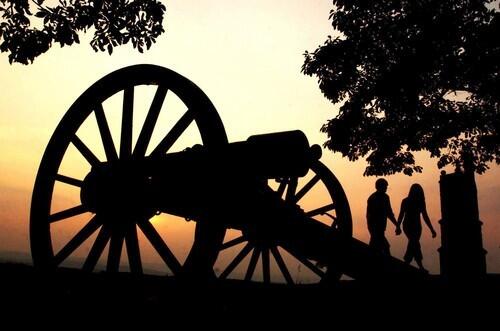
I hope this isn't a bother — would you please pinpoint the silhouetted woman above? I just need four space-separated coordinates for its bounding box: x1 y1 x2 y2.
397 184 437 271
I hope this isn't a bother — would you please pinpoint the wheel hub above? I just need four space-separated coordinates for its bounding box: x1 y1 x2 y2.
80 162 154 217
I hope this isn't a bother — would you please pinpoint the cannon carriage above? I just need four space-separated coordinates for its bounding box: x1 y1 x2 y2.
31 65 424 284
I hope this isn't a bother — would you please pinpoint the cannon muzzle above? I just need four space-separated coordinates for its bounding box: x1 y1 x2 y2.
223 130 321 178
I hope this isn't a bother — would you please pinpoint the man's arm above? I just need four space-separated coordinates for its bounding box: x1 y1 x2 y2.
395 199 404 235
386 195 398 227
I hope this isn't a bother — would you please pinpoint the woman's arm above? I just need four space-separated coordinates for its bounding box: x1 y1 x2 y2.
422 202 436 238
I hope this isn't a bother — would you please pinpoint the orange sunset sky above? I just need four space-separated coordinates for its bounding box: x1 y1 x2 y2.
0 0 498 279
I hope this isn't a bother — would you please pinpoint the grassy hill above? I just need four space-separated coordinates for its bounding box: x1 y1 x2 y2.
0 262 498 327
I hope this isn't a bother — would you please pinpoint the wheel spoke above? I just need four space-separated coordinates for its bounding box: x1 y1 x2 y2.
262 247 270 284
290 253 325 278
55 174 83 187
71 135 100 166
285 177 297 201
53 215 103 266
94 103 118 161
83 223 111 272
133 86 168 157
292 175 320 203
270 247 294 285
220 235 247 250
120 87 134 159
219 243 253 279
245 247 260 281
125 222 143 274
276 179 287 198
323 213 338 227
305 203 336 217
106 226 125 272
137 219 182 275
151 109 195 156
49 205 88 223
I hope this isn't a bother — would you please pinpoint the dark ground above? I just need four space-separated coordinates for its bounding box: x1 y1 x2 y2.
0 262 498 328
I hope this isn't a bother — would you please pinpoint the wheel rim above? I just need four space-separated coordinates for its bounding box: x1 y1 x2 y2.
30 64 228 274
215 160 352 284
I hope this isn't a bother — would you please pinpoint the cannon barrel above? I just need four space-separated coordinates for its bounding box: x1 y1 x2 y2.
230 130 322 178
149 130 321 218
151 130 321 178
81 130 321 218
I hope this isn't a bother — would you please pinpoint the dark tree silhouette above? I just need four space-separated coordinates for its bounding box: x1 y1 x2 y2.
303 0 499 175
0 0 166 64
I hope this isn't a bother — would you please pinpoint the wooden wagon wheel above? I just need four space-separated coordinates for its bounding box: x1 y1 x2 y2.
30 64 228 275
215 160 352 284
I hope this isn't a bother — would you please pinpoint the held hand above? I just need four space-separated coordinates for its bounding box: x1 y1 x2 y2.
395 226 402 236
431 229 437 238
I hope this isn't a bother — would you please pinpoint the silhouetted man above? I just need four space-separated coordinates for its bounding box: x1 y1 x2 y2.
366 178 399 255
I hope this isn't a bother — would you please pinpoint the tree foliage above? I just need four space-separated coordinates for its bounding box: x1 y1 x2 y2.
303 0 499 175
0 0 166 64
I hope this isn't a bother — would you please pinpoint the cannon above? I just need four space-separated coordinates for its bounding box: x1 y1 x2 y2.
31 65 425 284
